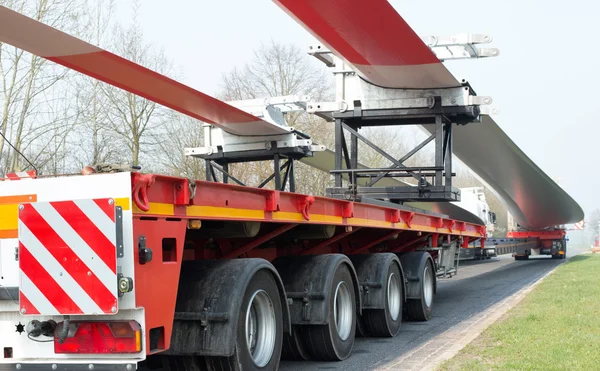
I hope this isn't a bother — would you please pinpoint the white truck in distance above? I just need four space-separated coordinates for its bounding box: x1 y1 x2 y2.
454 187 497 260
454 187 496 235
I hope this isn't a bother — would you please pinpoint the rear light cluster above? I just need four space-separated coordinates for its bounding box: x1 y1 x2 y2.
54 320 142 354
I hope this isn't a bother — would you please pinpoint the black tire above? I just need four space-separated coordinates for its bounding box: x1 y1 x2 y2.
302 264 356 361
355 313 370 337
361 261 403 337
281 327 311 361
206 270 283 371
406 259 434 321
167 356 208 371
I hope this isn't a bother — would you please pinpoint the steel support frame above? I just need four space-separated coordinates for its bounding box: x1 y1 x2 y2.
204 152 298 192
327 97 470 203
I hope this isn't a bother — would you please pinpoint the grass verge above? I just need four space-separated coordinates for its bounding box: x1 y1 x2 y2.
438 253 600 371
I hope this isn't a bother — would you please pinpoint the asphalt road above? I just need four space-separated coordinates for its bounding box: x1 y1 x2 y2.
279 246 588 371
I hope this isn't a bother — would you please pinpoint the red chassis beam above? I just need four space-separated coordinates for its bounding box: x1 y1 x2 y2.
130 173 485 238
508 229 566 251
507 229 566 240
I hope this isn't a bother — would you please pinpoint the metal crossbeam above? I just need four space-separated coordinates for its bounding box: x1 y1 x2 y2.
422 33 500 61
309 33 500 64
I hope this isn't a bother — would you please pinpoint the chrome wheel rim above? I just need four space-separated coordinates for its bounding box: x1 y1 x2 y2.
387 272 401 321
245 289 276 367
333 281 353 341
423 265 433 308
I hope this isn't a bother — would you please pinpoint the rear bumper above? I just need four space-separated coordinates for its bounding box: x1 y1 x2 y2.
0 364 135 371
0 309 146 366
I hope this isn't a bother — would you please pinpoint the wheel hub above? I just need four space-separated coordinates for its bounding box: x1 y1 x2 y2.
333 281 353 341
245 290 276 367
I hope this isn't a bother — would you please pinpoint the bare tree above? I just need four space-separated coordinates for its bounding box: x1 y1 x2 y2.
588 209 600 237
0 0 182 176
0 0 87 174
71 0 117 168
154 113 205 180
218 41 331 102
98 2 173 167
215 40 336 193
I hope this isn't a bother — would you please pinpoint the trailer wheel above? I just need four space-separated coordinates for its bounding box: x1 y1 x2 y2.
406 259 434 321
302 263 356 361
206 270 283 371
362 261 403 337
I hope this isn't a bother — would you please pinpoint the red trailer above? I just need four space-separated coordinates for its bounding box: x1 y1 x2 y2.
0 171 484 369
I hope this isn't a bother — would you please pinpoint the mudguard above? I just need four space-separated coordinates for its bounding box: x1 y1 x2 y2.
397 251 436 299
166 258 290 357
349 253 406 310
273 254 361 325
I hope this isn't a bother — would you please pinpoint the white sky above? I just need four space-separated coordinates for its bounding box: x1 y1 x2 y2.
111 0 598 225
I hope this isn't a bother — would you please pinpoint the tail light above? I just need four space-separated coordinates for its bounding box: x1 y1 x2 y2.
54 320 142 354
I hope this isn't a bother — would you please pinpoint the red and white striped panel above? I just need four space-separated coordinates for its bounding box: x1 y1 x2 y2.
274 0 460 89
18 198 118 315
4 170 37 180
0 6 288 137
574 220 585 230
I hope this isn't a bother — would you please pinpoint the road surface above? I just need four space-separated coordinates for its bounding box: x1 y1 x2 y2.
279 246 588 371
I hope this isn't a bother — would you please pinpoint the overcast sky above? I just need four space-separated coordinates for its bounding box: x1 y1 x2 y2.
110 1 598 233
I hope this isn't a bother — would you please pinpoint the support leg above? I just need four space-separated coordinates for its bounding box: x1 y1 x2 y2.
335 119 343 187
444 123 453 187
274 153 282 191
434 114 444 186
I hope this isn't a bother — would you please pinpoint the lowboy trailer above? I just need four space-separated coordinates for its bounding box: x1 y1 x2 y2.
0 171 485 370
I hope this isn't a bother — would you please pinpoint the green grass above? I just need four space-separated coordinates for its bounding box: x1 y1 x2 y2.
438 254 600 371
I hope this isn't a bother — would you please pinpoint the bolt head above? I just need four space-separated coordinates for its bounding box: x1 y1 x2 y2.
16 364 22 370
126 365 133 370
87 271 92 276
52 364 57 370
89 365 94 370
118 278 131 292
108 199 114 205
20 308 26 314
18 205 24 211
111 306 117 313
